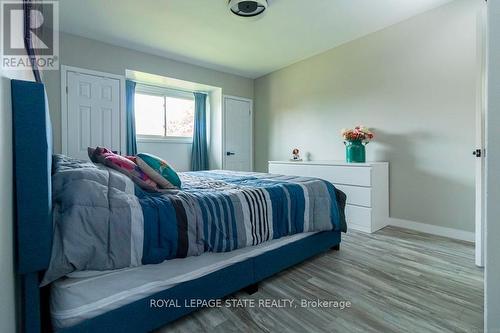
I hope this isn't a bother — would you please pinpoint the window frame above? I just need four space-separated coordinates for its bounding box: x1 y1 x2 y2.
135 84 195 144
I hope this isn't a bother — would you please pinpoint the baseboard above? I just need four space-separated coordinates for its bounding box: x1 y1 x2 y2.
348 223 372 234
388 218 475 243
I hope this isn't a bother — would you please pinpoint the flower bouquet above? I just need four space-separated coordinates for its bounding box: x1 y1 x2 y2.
341 126 374 142
341 126 374 163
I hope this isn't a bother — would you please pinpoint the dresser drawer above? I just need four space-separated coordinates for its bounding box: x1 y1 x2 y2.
334 184 371 207
269 164 371 186
345 205 372 232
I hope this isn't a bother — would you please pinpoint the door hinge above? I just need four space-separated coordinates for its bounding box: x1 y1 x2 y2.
66 86 68 94
473 149 483 158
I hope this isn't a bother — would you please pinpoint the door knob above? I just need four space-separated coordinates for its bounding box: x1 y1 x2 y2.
226 152 236 156
473 149 482 158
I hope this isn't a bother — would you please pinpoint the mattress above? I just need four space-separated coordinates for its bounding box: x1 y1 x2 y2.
51 232 318 329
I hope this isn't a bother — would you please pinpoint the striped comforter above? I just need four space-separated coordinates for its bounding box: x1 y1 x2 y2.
44 157 346 285
138 170 347 265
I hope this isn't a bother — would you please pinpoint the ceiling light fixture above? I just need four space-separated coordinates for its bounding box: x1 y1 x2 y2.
228 0 268 18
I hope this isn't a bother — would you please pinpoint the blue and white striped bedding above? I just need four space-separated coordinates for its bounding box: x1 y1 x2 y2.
138 170 347 264
43 156 346 285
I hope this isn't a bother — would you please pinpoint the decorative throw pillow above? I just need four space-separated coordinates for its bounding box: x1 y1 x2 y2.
87 146 158 191
88 146 137 165
87 147 97 162
103 154 158 191
136 153 181 189
88 146 113 164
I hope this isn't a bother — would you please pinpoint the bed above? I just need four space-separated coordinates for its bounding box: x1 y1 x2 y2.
12 79 346 333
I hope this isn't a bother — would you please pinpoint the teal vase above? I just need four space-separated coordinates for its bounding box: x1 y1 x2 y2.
345 140 366 163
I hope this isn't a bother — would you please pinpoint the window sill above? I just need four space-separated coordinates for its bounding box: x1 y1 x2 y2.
137 136 193 144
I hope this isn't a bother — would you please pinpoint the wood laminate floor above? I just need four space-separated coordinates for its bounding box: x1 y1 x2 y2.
157 227 483 333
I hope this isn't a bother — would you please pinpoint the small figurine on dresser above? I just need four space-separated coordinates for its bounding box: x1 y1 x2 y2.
290 148 302 161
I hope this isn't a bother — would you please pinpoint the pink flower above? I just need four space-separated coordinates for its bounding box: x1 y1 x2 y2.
342 125 374 142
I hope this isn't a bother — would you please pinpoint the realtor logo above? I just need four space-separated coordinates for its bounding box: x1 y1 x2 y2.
1 0 59 70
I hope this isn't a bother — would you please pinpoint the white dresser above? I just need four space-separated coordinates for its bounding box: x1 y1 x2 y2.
268 161 389 233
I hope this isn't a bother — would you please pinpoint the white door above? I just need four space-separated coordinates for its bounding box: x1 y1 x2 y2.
65 69 121 160
475 8 486 267
223 96 252 171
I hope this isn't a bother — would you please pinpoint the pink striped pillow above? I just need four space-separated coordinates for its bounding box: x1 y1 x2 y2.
87 146 158 191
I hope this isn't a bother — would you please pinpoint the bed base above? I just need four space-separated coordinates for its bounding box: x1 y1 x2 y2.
58 231 340 332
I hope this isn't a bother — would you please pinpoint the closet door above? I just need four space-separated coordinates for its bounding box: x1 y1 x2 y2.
223 96 253 171
64 67 122 160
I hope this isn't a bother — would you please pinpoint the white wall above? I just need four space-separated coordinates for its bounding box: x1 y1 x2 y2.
0 53 35 333
254 0 480 233
43 33 254 170
0 68 16 333
486 0 500 330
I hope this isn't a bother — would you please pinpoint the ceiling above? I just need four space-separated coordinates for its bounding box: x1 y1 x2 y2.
59 0 454 79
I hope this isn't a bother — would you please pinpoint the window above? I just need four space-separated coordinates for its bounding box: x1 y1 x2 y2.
135 86 195 140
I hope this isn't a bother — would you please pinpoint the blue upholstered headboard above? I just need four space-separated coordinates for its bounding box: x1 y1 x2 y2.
12 79 52 273
11 79 53 332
